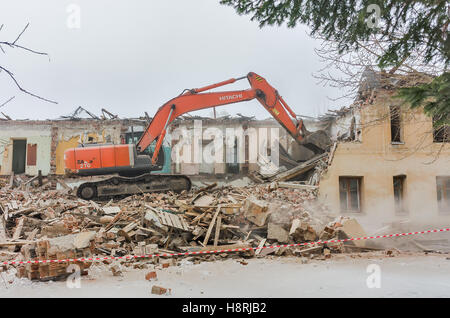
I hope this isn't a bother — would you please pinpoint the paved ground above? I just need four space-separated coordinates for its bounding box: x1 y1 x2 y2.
1 252 449 297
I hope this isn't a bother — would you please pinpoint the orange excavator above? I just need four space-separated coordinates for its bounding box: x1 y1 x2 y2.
64 72 328 200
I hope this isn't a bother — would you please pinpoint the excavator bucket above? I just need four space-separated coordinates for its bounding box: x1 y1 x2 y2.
300 129 330 154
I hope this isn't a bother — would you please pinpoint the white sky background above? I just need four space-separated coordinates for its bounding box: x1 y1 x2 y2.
0 0 351 120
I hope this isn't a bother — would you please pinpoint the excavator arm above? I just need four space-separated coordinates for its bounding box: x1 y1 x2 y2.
137 72 313 164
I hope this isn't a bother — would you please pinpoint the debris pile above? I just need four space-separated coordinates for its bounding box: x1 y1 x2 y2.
0 178 369 281
16 232 94 281
251 153 330 186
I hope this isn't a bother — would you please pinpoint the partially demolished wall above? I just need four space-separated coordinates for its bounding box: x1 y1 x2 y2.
318 73 450 231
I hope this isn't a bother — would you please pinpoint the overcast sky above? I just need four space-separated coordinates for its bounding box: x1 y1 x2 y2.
0 0 350 120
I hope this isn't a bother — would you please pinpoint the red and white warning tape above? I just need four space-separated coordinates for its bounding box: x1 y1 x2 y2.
2 227 449 266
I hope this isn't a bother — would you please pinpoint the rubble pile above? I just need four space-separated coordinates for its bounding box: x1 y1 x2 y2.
0 179 369 281
251 153 330 185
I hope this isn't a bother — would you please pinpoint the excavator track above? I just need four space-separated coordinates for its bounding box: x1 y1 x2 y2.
76 173 191 200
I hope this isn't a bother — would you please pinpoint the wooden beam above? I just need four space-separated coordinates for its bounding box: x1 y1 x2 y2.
270 153 327 182
277 182 318 190
0 240 37 247
213 215 222 246
203 205 220 246
255 238 267 256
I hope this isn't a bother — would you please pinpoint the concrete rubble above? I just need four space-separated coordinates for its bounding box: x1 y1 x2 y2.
0 174 376 282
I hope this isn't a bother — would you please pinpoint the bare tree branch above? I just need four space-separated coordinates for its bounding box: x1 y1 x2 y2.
12 22 29 45
0 41 50 58
0 96 15 108
0 23 56 104
0 66 57 104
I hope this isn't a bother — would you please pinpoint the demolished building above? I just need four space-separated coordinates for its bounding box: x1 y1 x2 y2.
0 110 324 178
317 71 449 230
0 113 159 176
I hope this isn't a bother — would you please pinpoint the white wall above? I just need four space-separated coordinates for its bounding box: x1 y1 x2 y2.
0 124 52 176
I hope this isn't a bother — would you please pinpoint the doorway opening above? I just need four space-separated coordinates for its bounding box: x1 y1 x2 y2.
12 139 27 174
